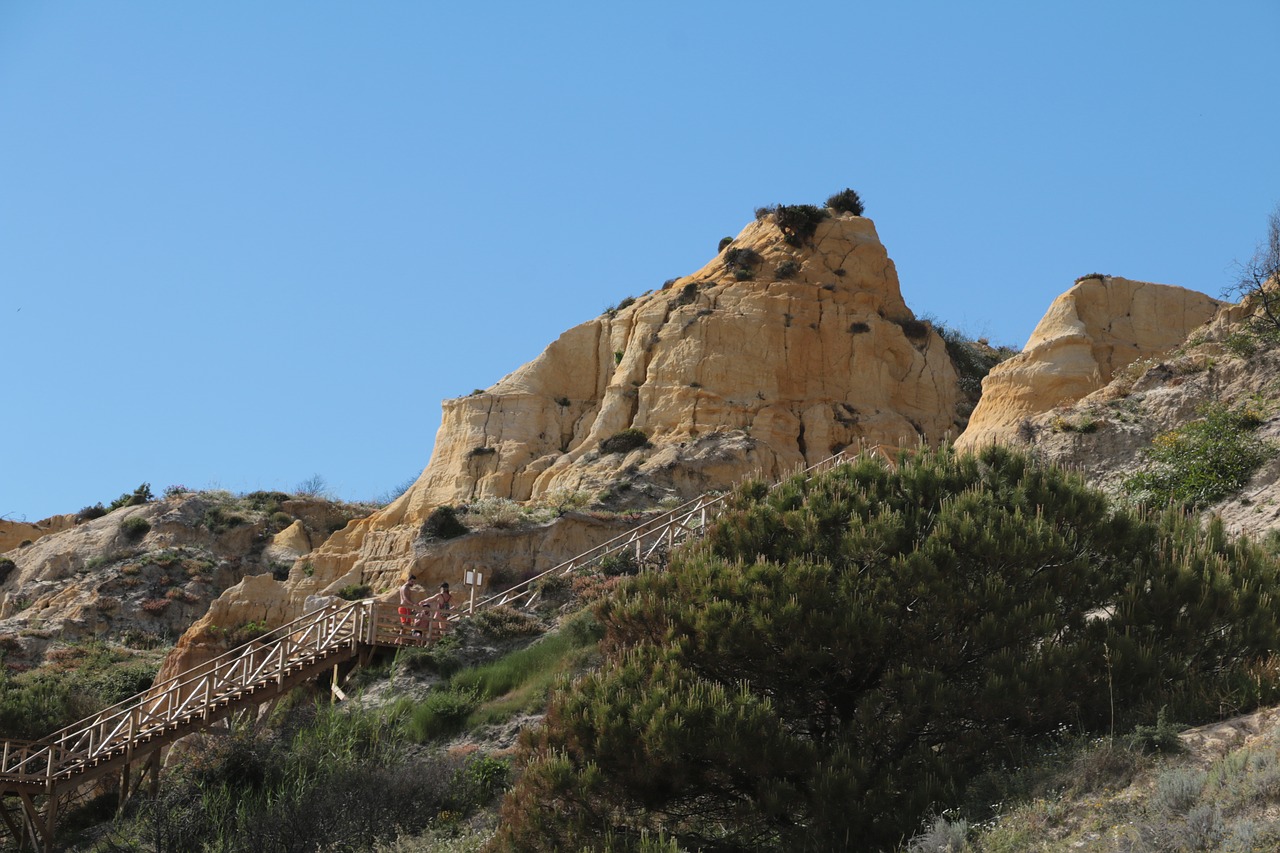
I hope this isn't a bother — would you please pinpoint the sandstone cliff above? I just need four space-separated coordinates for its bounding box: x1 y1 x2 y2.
406 211 961 512
0 515 76 553
159 209 971 678
956 275 1224 452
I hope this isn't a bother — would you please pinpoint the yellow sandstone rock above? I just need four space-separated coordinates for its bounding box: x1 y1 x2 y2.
161 211 969 676
956 276 1223 451
0 515 75 553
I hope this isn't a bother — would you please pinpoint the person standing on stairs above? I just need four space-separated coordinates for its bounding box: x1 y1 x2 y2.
398 577 423 639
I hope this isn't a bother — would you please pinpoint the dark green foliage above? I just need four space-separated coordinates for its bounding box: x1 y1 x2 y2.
597 550 639 576
119 515 151 541
933 322 1017 401
421 504 469 540
723 246 762 280
895 317 930 338
849 321 871 334
617 295 636 311
1127 707 1185 755
0 643 158 739
1123 402 1274 509
201 505 246 533
104 704 502 852
718 236 734 251
1075 272 1111 283
775 259 800 280
470 605 545 639
600 428 650 455
0 558 14 584
470 445 497 456
243 490 292 513
109 483 154 511
407 687 480 741
772 204 830 247
670 281 700 308
496 446 1280 852
76 503 108 523
826 187 865 215
336 584 372 601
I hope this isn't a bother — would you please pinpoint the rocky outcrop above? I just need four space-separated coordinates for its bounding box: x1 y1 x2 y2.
0 492 370 669
956 276 1223 451
405 212 961 514
0 515 76 553
159 210 971 678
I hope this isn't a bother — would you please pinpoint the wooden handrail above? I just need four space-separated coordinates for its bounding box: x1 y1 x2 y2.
0 449 868 788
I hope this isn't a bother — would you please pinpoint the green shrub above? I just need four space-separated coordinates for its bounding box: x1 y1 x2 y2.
895 317 930 338
406 688 479 742
336 584 372 601
1123 401 1274 509
932 321 1014 402
1223 330 1260 358
1127 707 1185 755
849 321 871 334
600 428 649 455
669 281 699 308
421 505 469 540
109 483 154 511
722 246 761 280
825 187 865 215
772 204 830 247
470 606 544 640
244 490 291 512
775 259 800 280
119 516 151 541
76 503 108 523
0 557 15 583
495 445 1280 851
202 506 246 533
1052 415 1100 434
597 551 639 576
222 620 269 648
718 236 734 252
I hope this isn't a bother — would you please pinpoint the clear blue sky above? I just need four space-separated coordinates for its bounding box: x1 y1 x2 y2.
3 2 1278 521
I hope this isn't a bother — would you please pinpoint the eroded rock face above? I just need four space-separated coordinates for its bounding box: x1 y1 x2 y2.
159 211 970 679
956 276 1223 452
0 493 369 669
405 212 962 514
0 516 76 553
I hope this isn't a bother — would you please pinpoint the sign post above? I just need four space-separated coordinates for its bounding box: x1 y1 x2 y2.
464 569 484 615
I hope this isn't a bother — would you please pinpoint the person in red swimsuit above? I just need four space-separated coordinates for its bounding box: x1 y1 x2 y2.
398 577 422 638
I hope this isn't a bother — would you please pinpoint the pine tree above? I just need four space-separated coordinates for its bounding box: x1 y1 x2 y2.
493 445 1280 852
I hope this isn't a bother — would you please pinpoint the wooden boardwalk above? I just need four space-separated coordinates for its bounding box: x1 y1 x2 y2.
0 449 865 851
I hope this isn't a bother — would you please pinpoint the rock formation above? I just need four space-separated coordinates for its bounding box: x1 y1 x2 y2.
955 276 1223 452
159 209 971 677
0 491 370 669
0 515 76 553
407 211 962 512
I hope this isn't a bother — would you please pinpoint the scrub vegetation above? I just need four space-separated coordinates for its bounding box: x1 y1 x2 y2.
493 445 1280 852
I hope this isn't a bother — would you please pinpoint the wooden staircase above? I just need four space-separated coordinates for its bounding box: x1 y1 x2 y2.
0 449 864 850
